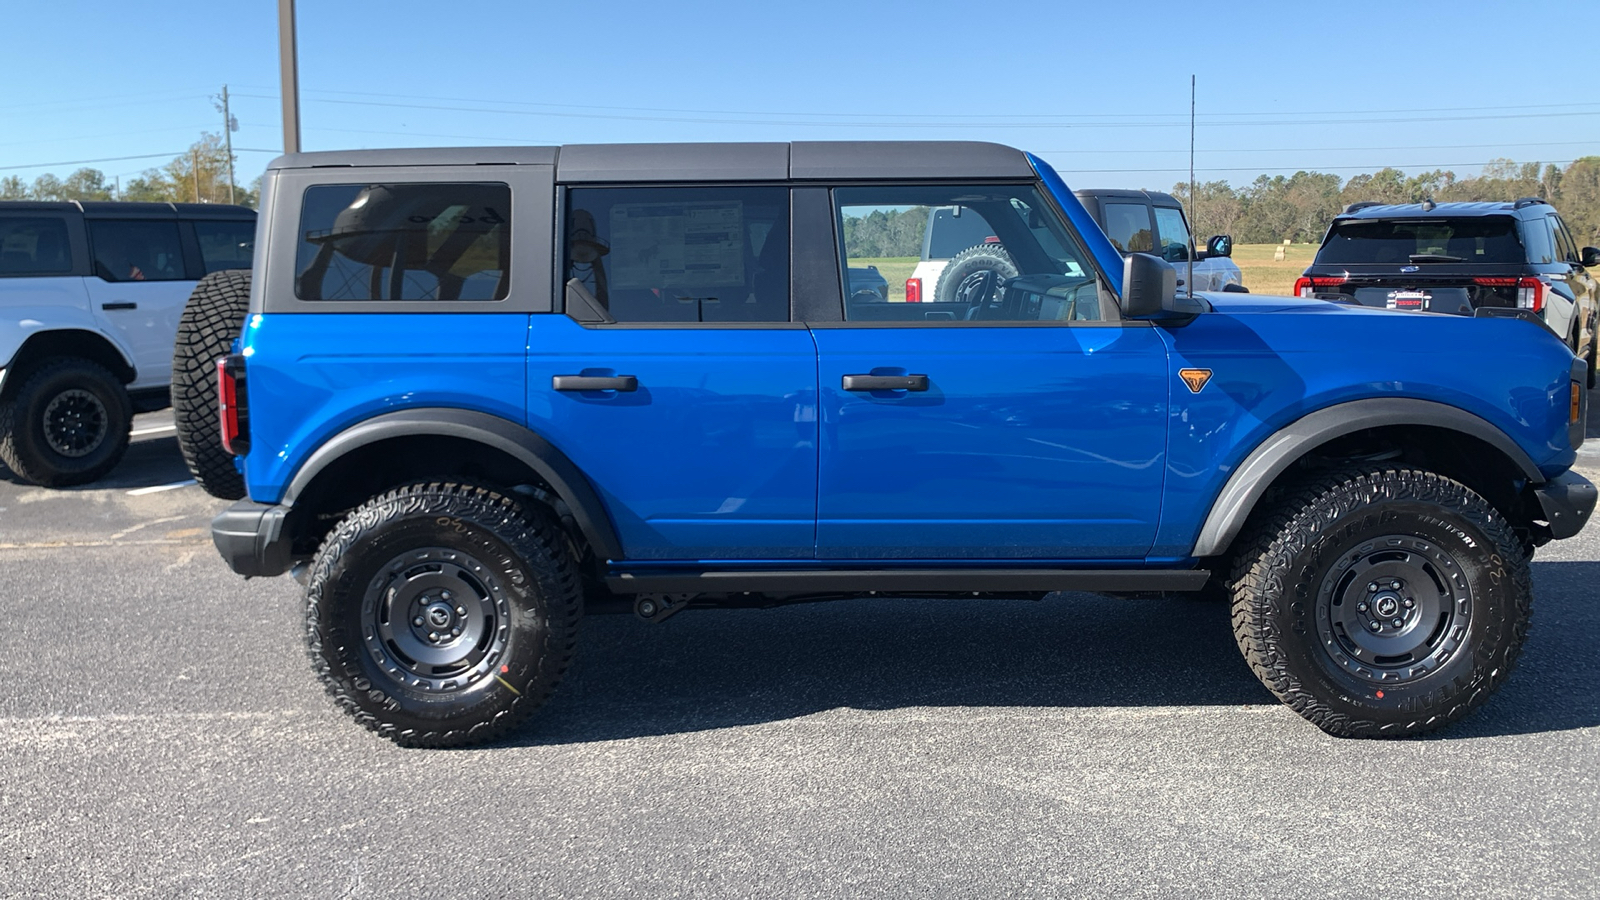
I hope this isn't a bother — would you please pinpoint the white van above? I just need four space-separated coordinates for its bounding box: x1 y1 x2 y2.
0 201 255 485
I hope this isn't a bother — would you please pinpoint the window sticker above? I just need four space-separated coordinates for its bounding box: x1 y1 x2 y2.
609 201 745 289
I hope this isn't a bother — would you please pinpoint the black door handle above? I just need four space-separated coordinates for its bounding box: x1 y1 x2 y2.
101 302 137 311
841 374 929 392
553 375 638 392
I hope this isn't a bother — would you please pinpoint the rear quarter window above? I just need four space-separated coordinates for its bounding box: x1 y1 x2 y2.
0 216 72 276
294 183 510 301
194 219 256 274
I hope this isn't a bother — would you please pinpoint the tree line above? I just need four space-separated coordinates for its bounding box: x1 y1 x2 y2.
1174 157 1600 246
1 133 257 207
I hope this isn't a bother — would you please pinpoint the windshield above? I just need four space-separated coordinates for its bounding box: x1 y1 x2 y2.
1318 216 1524 265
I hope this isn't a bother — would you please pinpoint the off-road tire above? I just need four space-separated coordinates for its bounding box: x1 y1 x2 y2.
173 269 250 499
0 358 132 486
304 481 583 747
1228 466 1531 738
934 243 1018 305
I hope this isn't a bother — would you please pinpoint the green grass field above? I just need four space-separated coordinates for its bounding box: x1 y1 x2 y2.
849 246 1313 300
1233 243 1318 296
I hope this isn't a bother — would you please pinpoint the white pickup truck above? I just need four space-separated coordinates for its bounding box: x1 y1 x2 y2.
0 201 254 485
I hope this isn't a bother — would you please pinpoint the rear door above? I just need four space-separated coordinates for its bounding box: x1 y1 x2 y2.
82 214 193 387
814 182 1168 560
524 184 818 561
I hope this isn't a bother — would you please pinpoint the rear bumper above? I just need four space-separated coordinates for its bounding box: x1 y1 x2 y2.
212 500 295 577
1534 470 1597 540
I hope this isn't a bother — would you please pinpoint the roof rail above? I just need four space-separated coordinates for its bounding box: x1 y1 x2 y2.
1342 201 1383 214
1513 196 1549 209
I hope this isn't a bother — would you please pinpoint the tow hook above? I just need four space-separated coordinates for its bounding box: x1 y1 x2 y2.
634 593 692 622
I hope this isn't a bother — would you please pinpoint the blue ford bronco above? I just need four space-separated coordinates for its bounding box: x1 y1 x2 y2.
184 141 1596 747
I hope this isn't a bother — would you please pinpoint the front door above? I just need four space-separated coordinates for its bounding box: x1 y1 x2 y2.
815 183 1169 560
527 184 818 561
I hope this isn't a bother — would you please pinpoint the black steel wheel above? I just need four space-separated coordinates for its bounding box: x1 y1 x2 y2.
305 481 583 747
0 358 132 486
1229 466 1531 738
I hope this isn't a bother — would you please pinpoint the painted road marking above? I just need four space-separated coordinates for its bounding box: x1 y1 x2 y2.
126 480 195 496
130 424 177 437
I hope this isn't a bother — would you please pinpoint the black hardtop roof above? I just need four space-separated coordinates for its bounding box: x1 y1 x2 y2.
1074 188 1182 208
265 141 1036 182
1338 200 1537 220
0 200 254 219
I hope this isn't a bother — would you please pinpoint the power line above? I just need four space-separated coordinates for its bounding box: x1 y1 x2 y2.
0 148 280 173
230 84 1600 121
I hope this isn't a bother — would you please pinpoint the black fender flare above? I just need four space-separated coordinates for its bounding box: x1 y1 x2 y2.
283 408 624 561
1191 398 1544 558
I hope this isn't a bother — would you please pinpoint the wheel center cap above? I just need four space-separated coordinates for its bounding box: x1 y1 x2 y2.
425 603 454 629
1374 594 1401 618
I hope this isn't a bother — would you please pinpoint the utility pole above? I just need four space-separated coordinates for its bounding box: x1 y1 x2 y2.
221 84 236 204
278 0 301 153
192 147 202 202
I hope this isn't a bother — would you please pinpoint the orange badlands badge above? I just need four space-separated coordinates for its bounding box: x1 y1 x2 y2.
1179 368 1213 393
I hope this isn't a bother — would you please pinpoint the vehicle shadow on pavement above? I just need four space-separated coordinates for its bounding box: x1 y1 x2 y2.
514 590 1276 747
0 434 193 491
510 560 1599 747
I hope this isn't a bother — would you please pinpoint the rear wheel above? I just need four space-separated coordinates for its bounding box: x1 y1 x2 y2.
173 269 251 500
1229 466 1531 738
0 358 131 486
304 481 583 747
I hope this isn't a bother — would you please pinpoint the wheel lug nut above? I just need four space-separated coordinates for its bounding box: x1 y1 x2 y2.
414 617 424 627
451 628 461 637
1369 621 1382 631
1357 601 1369 612
1403 598 1415 608
428 632 440 642
1391 618 1404 628
455 607 466 616
442 592 452 601
1367 582 1378 592
1390 581 1401 590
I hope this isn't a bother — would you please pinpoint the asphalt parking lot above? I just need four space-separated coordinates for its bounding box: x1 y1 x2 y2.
1 409 1597 898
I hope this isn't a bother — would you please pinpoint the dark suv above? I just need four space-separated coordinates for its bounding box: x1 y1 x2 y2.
1296 199 1599 385
181 142 1594 748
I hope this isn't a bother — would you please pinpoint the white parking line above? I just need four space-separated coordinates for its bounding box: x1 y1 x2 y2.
126 480 195 496
130 424 177 437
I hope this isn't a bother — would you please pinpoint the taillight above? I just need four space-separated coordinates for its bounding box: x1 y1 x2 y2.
1294 276 1346 298
905 277 922 303
218 354 249 456
1472 276 1545 312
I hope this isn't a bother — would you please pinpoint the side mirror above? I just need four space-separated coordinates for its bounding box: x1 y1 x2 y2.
1582 246 1600 268
1121 252 1177 317
1204 235 1233 259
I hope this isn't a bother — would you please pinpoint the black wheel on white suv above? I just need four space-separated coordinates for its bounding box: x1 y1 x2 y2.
0 358 132 486
173 269 251 499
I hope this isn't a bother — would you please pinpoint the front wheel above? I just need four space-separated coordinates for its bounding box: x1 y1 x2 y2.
304 481 583 747
1229 466 1531 738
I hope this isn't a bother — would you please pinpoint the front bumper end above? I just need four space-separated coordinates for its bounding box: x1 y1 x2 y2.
212 500 295 577
1534 470 1597 540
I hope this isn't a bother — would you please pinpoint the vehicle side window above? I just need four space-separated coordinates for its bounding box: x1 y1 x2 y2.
564 185 789 323
88 219 185 282
1551 215 1579 264
194 219 255 274
1101 202 1154 254
1520 217 1555 264
1152 207 1191 262
295 183 510 301
836 184 1106 324
0 216 72 277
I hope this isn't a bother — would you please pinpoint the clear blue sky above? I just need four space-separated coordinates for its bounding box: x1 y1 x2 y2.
3 0 1596 193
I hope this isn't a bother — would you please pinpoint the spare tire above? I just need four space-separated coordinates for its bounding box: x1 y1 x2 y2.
174 269 250 500
934 243 1018 305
